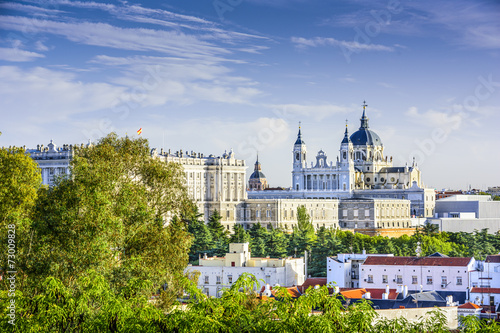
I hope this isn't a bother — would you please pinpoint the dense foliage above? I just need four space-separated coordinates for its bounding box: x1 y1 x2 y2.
187 207 500 277
0 135 196 327
2 136 500 332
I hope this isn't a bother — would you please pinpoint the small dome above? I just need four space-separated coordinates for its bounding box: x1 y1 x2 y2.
249 170 266 179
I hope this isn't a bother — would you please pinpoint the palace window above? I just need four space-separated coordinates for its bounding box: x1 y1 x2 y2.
427 276 433 285
412 276 418 284
204 276 209 284
382 275 388 283
396 275 403 284
457 276 462 285
367 275 373 283
216 276 222 285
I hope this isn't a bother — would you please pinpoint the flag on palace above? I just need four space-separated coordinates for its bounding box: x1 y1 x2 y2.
137 128 142 135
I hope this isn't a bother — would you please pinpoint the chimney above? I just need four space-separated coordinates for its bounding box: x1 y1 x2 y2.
446 295 453 306
334 286 340 294
364 292 371 299
403 285 408 298
263 284 272 297
382 292 388 300
362 249 366 255
385 285 390 294
203 253 208 259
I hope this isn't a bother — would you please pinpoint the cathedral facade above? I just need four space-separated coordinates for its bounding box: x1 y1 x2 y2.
249 104 435 218
292 103 422 194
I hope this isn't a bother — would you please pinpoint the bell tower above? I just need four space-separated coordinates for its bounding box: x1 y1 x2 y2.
338 121 355 193
292 123 307 191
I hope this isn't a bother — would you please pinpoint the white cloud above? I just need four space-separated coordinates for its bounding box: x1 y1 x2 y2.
291 36 395 52
377 82 396 88
160 116 292 162
0 15 231 60
34 41 49 51
0 47 45 62
0 2 65 15
405 106 464 134
340 76 356 83
89 55 262 105
0 66 125 122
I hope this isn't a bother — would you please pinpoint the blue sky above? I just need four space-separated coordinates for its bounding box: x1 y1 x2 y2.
1 0 499 190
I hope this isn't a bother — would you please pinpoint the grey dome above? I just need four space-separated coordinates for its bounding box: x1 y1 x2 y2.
350 128 382 146
249 170 266 179
349 108 383 146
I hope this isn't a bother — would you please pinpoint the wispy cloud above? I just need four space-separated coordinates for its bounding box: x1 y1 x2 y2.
0 16 231 59
0 47 45 62
0 2 65 15
89 55 262 105
377 82 396 89
0 66 125 122
321 0 500 50
291 36 395 52
405 106 464 134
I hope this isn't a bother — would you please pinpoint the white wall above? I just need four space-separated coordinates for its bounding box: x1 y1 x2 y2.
360 261 475 293
186 258 305 297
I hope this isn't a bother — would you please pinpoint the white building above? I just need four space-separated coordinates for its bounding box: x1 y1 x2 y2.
428 195 500 234
152 148 247 225
470 254 500 289
185 243 305 298
26 140 75 186
359 255 475 297
327 252 394 288
249 104 436 218
469 288 500 310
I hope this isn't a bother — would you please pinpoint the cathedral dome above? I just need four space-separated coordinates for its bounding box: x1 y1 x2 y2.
350 128 382 146
349 105 383 147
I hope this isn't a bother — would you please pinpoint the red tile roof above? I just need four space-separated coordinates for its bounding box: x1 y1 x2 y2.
471 288 500 294
259 285 302 298
486 255 500 263
458 302 481 309
362 256 472 267
365 288 398 300
298 278 327 293
340 288 367 299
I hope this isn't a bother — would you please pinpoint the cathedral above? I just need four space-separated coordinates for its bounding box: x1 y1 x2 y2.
249 103 435 218
292 103 422 194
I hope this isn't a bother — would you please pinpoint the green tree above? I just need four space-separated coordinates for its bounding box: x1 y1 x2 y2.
289 206 316 256
207 209 229 257
229 224 251 244
0 146 41 227
185 208 213 262
266 226 289 258
26 134 193 300
0 147 42 290
249 223 269 257
421 221 440 236
308 227 341 277
207 209 227 239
